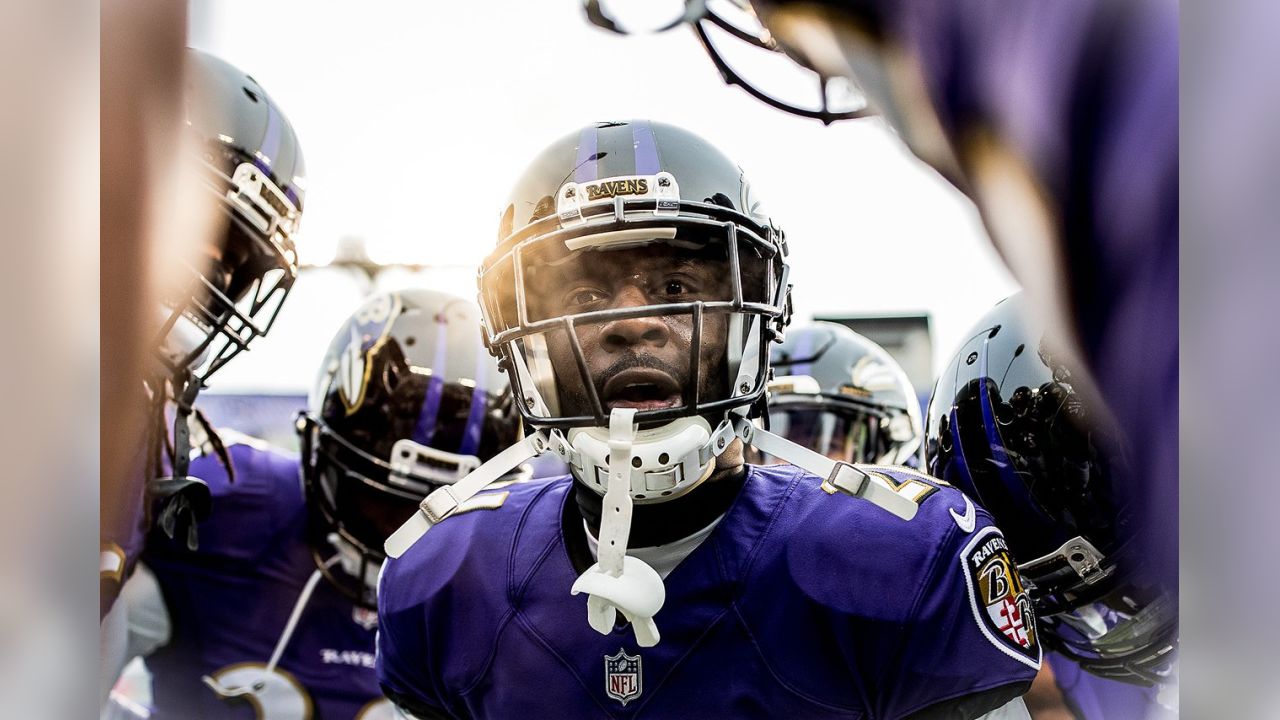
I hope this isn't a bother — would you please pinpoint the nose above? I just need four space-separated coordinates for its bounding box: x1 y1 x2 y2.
599 284 670 352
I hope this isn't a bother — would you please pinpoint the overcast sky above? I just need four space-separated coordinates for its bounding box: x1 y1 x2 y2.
190 0 1018 394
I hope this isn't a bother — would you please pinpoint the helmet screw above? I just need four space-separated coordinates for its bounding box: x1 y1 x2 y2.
717 438 726 449
658 177 671 187
524 396 536 409
564 187 576 198
739 382 751 394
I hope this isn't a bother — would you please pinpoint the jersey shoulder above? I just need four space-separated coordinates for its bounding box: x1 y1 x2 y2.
381 474 566 610
741 463 1040 716
378 476 569 692
747 462 982 623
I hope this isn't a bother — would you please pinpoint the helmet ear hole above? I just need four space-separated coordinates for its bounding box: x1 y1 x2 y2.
707 192 734 209
529 196 556 224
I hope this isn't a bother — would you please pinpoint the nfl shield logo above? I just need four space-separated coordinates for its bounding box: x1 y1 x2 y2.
604 648 642 705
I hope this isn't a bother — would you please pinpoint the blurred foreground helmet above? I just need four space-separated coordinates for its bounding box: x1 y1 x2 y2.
299 290 521 607
767 322 921 465
582 0 873 124
155 48 305 385
142 49 308 555
926 293 1175 685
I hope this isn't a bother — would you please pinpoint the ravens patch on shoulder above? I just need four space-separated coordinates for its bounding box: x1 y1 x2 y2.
960 526 1041 669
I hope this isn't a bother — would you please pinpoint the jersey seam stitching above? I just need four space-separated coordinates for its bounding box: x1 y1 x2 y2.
730 601 867 714
629 606 734 715
507 610 620 718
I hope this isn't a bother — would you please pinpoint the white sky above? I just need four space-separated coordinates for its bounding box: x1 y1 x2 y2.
190 0 1017 394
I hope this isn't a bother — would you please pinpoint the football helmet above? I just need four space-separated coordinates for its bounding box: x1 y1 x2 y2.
766 322 922 465
156 48 304 386
926 293 1175 685
582 0 873 123
298 289 522 608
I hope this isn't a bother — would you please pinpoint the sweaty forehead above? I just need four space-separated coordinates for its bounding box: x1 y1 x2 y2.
540 244 718 279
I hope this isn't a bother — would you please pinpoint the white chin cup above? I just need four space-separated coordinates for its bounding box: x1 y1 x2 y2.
566 415 725 503
328 533 380 598
158 305 212 369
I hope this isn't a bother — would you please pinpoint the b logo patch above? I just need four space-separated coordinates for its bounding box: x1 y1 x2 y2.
960 527 1041 668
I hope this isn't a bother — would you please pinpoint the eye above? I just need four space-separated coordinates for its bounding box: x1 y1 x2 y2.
566 288 607 307
664 280 686 295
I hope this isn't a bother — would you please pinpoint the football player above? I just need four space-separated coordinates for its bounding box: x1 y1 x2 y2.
127 289 523 718
583 0 1179 598
764 321 923 467
379 120 1040 718
925 293 1176 719
101 46 306 706
101 46 306 609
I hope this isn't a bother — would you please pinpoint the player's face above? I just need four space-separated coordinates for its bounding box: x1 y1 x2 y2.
526 244 732 418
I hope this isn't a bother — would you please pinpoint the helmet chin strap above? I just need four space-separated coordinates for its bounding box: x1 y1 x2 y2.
383 410 919 648
570 409 665 647
329 533 380 596
742 421 919 521
385 432 549 558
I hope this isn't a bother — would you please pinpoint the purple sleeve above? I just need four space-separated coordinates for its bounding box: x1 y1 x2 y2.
878 518 1041 719
376 556 454 718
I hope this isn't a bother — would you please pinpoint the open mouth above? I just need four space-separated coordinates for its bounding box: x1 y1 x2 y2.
602 368 683 411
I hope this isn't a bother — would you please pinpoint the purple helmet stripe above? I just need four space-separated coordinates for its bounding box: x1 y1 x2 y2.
977 337 1055 525
457 349 490 456
574 125 599 183
947 407 975 490
631 121 660 175
259 98 283 171
410 314 450 446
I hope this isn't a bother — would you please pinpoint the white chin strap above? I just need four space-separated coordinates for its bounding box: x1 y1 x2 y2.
569 409 665 646
384 432 549 558
741 421 919 521
384 410 919 648
158 305 212 368
329 533 380 596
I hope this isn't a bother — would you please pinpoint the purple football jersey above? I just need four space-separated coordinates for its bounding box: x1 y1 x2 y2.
856 0 1178 588
1048 653 1175 720
378 464 1039 718
144 439 392 719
